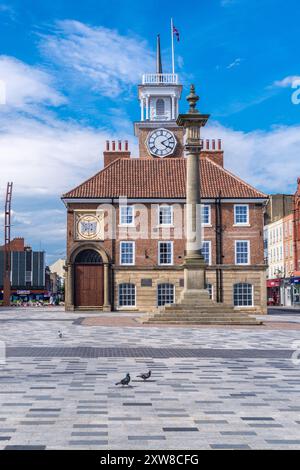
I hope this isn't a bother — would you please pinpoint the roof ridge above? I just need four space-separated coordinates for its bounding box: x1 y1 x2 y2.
203 156 267 198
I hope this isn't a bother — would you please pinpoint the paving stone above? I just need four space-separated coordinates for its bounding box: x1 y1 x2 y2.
0 307 300 450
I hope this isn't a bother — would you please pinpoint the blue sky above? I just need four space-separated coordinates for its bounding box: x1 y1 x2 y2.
0 0 300 262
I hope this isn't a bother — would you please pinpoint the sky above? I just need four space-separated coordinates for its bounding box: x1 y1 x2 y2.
0 0 300 263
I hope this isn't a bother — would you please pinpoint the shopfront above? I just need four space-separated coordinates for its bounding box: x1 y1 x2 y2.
291 277 300 306
267 278 281 306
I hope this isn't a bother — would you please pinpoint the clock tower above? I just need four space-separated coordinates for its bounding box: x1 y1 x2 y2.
134 35 184 159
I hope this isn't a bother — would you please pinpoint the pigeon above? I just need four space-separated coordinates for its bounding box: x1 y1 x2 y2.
115 373 131 386
137 370 151 381
58 330 63 339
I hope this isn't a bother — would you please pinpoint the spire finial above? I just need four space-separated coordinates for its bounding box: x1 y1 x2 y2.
186 84 199 113
156 34 163 74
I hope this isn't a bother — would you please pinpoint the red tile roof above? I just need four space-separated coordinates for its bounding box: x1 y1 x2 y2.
62 157 267 199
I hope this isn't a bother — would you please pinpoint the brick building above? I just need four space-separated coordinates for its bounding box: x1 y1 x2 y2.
0 238 46 302
264 185 300 306
62 61 268 314
292 178 300 303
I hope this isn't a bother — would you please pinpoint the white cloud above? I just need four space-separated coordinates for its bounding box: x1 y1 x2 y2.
203 122 300 194
39 20 154 98
0 113 136 197
0 54 137 198
226 58 242 69
273 75 300 88
0 55 66 110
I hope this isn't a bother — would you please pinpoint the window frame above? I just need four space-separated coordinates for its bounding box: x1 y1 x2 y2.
202 204 211 226
118 283 136 308
235 240 250 265
233 283 254 307
120 241 135 266
202 240 212 265
158 241 173 266
119 205 135 227
158 205 173 227
157 283 175 307
234 204 249 226
156 98 165 116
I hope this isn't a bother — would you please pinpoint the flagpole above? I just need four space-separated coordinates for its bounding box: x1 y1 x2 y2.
171 17 175 74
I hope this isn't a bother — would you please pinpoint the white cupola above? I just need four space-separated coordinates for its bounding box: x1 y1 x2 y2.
138 35 182 122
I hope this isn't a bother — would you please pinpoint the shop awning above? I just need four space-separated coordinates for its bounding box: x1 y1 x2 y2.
267 279 281 287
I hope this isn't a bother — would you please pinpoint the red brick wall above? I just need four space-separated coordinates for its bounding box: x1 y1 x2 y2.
200 151 224 167
66 202 265 267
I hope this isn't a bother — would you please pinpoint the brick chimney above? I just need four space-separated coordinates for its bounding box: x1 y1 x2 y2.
103 140 131 167
200 139 224 167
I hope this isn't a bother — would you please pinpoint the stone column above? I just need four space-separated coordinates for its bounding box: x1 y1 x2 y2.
64 262 74 311
177 85 210 300
145 96 149 120
171 95 175 120
103 263 111 311
140 98 144 121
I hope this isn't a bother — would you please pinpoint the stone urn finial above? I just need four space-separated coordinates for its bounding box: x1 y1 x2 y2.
186 84 199 113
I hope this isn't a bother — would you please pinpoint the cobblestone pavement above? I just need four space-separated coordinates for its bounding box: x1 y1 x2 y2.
0 307 300 450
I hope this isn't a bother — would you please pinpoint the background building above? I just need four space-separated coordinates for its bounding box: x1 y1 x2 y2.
45 258 65 301
0 238 46 303
264 186 300 306
292 178 300 304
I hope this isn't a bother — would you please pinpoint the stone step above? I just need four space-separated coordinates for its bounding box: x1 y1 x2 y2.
144 314 261 322
154 308 247 317
163 304 234 311
148 315 259 321
144 320 262 325
143 313 262 325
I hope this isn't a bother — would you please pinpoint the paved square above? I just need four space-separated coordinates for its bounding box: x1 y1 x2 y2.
0 307 300 449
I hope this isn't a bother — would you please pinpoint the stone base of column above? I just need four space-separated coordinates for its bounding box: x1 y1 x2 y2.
102 304 112 312
142 257 262 325
65 304 75 312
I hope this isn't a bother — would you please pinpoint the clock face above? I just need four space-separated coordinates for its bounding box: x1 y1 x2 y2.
76 213 104 240
147 128 177 157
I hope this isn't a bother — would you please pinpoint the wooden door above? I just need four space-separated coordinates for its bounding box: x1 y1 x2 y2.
75 264 104 307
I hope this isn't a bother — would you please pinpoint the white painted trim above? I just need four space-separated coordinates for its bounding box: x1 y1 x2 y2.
234 204 249 225
233 283 254 308
63 198 267 204
235 240 250 265
158 204 173 226
202 204 211 226
156 282 176 307
202 240 212 265
119 205 135 227
120 241 135 266
118 282 137 308
158 240 173 266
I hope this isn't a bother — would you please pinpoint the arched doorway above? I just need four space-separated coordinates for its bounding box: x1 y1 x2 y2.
74 249 104 308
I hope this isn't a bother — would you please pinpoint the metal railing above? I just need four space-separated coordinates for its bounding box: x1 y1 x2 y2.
142 73 179 85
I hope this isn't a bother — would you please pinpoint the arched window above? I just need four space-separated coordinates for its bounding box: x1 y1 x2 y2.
119 283 136 307
233 283 253 306
75 249 102 264
157 283 174 306
156 98 165 116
